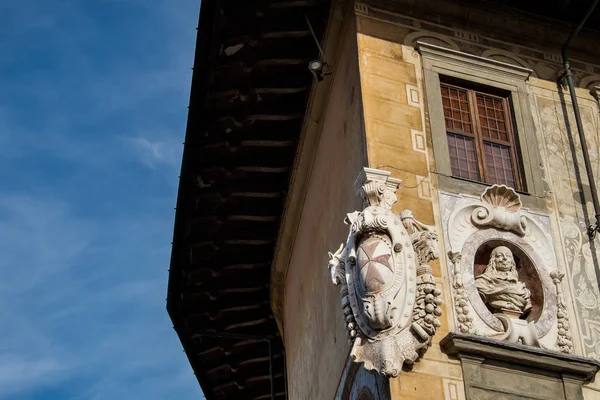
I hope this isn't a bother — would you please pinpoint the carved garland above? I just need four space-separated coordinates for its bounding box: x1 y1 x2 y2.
447 251 475 334
551 271 574 354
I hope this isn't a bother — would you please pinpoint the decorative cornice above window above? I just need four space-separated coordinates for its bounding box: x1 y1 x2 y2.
416 41 533 82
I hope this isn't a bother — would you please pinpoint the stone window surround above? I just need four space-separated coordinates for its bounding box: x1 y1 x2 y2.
417 41 546 208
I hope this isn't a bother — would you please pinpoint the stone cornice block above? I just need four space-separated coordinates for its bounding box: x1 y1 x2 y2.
440 332 600 383
416 41 533 81
353 167 402 197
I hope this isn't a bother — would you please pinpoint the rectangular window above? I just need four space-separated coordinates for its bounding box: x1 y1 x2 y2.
440 82 524 191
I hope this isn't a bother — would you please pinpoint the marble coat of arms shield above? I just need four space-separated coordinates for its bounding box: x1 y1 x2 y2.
328 168 443 377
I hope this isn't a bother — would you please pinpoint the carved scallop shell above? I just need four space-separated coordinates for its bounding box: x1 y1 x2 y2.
480 185 522 212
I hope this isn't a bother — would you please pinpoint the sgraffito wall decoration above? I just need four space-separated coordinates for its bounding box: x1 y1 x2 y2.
532 88 600 359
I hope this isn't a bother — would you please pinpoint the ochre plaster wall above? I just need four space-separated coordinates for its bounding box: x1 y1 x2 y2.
283 3 600 398
282 19 367 400
354 8 600 400
356 19 461 399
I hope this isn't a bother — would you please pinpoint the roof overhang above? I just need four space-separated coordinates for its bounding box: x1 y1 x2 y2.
166 1 331 399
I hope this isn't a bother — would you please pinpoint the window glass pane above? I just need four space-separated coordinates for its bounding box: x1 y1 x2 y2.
441 85 472 134
476 94 508 142
484 142 516 187
448 133 480 181
441 82 523 191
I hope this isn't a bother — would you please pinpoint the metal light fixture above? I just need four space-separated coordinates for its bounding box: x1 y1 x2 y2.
305 14 332 83
308 59 328 82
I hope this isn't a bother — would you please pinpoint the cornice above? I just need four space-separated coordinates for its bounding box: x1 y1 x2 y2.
441 332 600 382
416 41 532 82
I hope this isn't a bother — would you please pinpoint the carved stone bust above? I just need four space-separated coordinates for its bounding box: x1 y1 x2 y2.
475 246 532 316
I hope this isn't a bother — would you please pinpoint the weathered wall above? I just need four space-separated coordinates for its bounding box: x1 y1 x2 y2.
351 2 600 399
282 1 600 398
528 81 600 399
282 17 368 400
356 18 461 400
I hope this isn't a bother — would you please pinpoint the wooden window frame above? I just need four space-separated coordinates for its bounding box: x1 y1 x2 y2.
441 81 524 191
418 41 546 205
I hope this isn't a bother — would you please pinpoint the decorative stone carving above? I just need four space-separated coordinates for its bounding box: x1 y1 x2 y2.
328 168 442 377
448 251 475 334
495 311 540 347
442 185 561 351
403 210 443 339
551 270 574 354
472 185 527 236
476 246 532 315
475 246 540 347
328 244 356 342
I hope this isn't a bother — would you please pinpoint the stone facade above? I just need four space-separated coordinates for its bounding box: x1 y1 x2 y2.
278 0 600 399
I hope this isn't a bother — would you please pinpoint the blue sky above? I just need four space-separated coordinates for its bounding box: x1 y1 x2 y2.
0 0 205 398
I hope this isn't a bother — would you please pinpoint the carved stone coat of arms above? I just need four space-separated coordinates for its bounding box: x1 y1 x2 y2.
328 168 442 377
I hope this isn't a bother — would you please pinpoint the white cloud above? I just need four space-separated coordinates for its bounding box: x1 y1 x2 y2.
0 193 203 399
124 136 182 168
0 0 204 398
0 356 67 397
0 195 95 295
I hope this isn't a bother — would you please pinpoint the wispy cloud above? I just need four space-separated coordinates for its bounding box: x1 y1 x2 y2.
0 191 203 400
0 0 204 398
123 136 182 168
0 356 67 397
0 195 94 295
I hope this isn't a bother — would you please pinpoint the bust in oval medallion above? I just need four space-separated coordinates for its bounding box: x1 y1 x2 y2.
476 246 532 315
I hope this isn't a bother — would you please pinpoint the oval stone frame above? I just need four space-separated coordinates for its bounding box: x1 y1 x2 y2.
442 185 560 342
345 207 416 339
460 229 556 337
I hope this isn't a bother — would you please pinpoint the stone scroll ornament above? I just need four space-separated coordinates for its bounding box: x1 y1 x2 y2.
327 168 442 377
